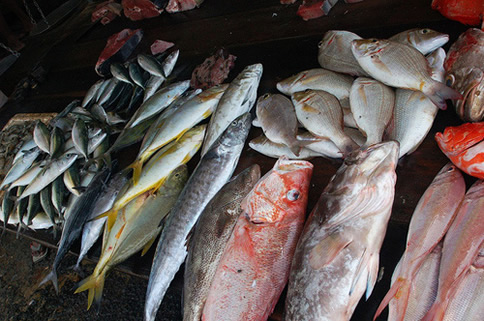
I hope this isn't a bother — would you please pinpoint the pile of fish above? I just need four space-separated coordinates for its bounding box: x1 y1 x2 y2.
374 163 483 321
250 28 461 160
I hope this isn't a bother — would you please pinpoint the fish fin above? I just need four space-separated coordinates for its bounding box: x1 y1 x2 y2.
175 128 189 143
289 144 302 157
423 81 462 110
349 248 371 296
202 109 212 119
141 236 157 256
128 160 143 185
115 223 126 239
75 271 106 311
39 269 59 294
152 177 167 194
366 253 379 300
421 301 446 321
373 277 408 321
308 233 352 270
93 209 118 232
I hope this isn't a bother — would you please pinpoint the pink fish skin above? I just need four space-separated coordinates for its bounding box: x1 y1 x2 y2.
374 163 466 321
285 141 399 321
202 157 313 321
422 179 484 321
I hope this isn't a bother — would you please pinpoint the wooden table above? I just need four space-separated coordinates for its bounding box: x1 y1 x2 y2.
0 0 474 320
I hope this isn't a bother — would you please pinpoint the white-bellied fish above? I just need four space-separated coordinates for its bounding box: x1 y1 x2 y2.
249 134 327 160
389 28 449 55
33 121 50 154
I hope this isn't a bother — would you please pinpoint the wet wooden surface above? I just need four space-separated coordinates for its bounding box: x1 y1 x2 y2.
0 0 474 320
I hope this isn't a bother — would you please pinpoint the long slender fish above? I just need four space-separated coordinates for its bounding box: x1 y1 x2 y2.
183 164 261 321
201 63 262 155
285 141 399 321
351 38 461 110
203 158 313 321
39 167 111 293
144 113 252 321
0 147 40 189
374 163 466 321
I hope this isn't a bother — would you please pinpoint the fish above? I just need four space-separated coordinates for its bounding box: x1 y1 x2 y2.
442 245 484 321
51 176 65 215
249 134 329 160
143 75 165 102
128 62 146 89
97 78 120 106
298 131 343 158
256 93 303 156
201 63 262 156
388 242 443 321
1 189 14 228
183 164 261 321
94 78 112 103
276 68 354 107
351 38 461 110
374 163 466 321
49 127 65 158
72 119 89 159
82 80 105 108
33 121 50 154
202 157 313 321
104 116 157 156
318 30 369 76
39 167 111 293
40 186 59 232
8 162 43 191
63 162 81 196
131 84 228 183
25 193 40 227
444 28 484 122
284 141 399 321
75 166 188 310
15 186 28 228
161 49 179 77
0 147 40 189
100 125 206 231
74 169 131 272
435 122 484 179
432 0 483 28
349 77 395 147
12 138 37 164
137 53 166 78
291 89 359 156
144 113 252 321
110 63 134 86
5 210 60 230
126 80 190 128
389 28 449 55
422 179 484 321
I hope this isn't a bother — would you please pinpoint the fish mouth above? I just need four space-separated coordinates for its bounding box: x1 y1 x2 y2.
275 156 314 173
347 141 399 174
351 39 382 57
455 76 483 121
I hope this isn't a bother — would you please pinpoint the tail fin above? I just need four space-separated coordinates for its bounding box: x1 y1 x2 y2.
424 81 462 110
39 269 59 294
128 159 143 185
421 300 446 321
374 277 409 321
74 271 106 310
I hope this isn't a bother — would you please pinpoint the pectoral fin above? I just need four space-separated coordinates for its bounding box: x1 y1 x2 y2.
309 232 352 270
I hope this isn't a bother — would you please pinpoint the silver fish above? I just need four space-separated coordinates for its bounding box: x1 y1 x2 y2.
82 79 104 108
129 63 145 89
12 138 37 164
318 30 369 76
285 141 399 321
25 193 40 226
351 38 461 110
8 162 43 190
349 77 395 147
33 121 50 154
143 75 166 102
389 28 449 55
249 134 327 160
0 147 40 189
183 164 261 321
277 68 354 107
94 78 112 103
144 113 252 321
297 132 343 158
138 54 166 78
49 127 65 158
72 119 89 159
97 78 120 106
162 49 179 78
51 176 65 216
202 63 262 156
256 93 302 156
40 186 58 232
63 161 81 196
110 63 134 86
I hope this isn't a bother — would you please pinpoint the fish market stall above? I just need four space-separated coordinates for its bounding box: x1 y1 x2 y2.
0 0 481 320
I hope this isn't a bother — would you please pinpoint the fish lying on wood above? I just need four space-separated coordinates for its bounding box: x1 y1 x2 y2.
285 141 399 321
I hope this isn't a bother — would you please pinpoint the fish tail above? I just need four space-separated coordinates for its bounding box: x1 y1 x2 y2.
39 269 59 294
289 144 302 157
424 81 462 110
374 277 409 321
75 270 106 310
421 301 446 321
128 159 143 185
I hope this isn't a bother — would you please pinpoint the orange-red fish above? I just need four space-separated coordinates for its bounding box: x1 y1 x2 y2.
202 157 313 321
435 122 484 179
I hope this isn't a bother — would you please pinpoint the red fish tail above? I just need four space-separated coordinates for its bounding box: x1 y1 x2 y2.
374 277 410 321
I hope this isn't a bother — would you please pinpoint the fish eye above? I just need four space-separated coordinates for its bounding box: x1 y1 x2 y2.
287 189 300 201
421 29 429 34
447 166 455 172
371 39 378 43
232 120 238 126
262 93 270 100
318 40 323 48
445 74 455 86
370 55 376 59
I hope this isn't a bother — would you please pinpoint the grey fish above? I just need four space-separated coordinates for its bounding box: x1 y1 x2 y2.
2 189 15 228
161 49 179 78
82 80 104 108
33 121 50 154
39 167 111 293
16 186 28 228
97 78 120 106
202 63 263 156
95 78 112 103
256 93 302 156
8 162 43 190
104 117 157 156
249 134 328 160
72 119 89 159
25 193 40 226
90 103 110 125
143 75 166 102
129 63 145 89
284 141 399 321
297 132 343 159
74 169 131 273
110 63 134 86
183 164 261 321
49 127 65 158
12 139 37 164
144 112 252 321
389 28 449 55
0 147 40 189
51 176 65 216
40 186 58 234
63 161 81 196
138 54 166 78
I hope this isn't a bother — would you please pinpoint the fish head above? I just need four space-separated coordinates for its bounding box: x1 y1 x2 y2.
427 48 446 82
165 164 189 189
241 157 313 224
276 71 308 94
318 30 361 51
435 122 484 156
408 28 449 54
446 67 484 122
218 113 252 148
351 39 390 58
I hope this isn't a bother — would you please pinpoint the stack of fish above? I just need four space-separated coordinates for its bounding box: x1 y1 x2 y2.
251 28 460 160
374 164 483 321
